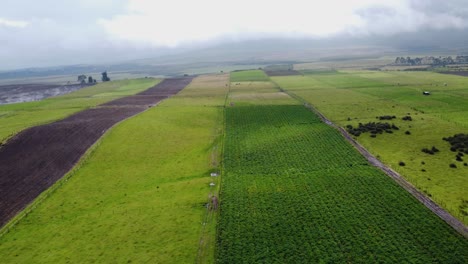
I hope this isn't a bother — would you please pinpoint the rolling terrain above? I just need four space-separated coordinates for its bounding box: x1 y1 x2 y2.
216 70 467 263
0 78 192 227
0 74 228 263
0 69 466 263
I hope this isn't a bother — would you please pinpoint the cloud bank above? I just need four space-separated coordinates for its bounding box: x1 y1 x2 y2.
1 0 467 70
99 0 468 46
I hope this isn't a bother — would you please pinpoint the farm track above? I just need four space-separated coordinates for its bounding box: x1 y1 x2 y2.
294 96 468 238
0 77 193 227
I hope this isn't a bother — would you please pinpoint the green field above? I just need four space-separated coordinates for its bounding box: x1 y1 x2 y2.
216 74 467 263
228 81 298 106
0 74 229 263
0 70 467 263
0 78 160 143
272 71 468 223
230 69 270 82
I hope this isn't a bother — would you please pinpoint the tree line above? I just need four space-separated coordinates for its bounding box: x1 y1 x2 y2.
393 56 468 66
77 71 111 84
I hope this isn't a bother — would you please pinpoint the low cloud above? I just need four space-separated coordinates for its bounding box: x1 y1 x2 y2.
1 0 468 70
99 0 468 47
0 18 29 28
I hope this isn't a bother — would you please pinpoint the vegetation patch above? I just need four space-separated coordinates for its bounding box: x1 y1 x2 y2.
346 122 399 137
377 115 396 120
230 70 270 82
421 146 440 155
402 115 413 121
444 133 468 154
217 105 468 263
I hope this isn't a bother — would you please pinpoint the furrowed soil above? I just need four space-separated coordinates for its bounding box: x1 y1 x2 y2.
438 71 468 77
0 77 193 227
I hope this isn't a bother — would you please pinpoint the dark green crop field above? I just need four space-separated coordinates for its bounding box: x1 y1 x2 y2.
216 104 467 263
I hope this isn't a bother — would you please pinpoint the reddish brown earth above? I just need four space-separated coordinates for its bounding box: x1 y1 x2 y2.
0 77 193 227
438 71 468 77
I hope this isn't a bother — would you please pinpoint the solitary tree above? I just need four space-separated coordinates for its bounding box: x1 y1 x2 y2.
101 71 110 82
77 74 87 84
88 76 94 84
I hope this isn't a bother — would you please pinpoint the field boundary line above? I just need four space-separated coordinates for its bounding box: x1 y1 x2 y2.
0 78 192 237
271 80 468 238
195 74 230 264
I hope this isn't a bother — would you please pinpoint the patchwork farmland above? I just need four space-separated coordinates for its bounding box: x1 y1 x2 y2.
216 71 467 263
0 78 192 227
272 70 468 224
0 69 466 263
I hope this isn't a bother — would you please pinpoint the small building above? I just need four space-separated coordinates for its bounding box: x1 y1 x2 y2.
423 91 431 95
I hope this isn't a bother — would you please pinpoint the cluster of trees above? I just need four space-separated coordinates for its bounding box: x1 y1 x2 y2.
443 133 468 167
377 115 396 120
402 115 413 121
393 56 468 66
77 75 96 85
101 71 110 82
376 115 412 121
346 122 399 137
421 146 440 155
77 71 111 85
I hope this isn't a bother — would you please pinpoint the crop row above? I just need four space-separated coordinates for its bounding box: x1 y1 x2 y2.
216 105 467 263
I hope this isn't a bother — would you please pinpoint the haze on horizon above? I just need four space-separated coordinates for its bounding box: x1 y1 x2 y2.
1 0 468 70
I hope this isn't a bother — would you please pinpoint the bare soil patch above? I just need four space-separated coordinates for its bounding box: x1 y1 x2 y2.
438 71 468 77
0 77 193 227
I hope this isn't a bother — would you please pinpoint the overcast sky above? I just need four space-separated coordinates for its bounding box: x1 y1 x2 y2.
1 0 468 70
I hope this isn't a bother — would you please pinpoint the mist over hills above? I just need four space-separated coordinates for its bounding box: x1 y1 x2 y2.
1 27 468 81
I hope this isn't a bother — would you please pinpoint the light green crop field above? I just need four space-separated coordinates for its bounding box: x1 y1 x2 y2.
272 70 468 223
228 81 298 106
230 69 270 82
0 74 229 263
0 78 160 143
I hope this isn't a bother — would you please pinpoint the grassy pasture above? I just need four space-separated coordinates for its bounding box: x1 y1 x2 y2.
0 75 229 263
273 70 468 222
230 69 270 82
0 78 160 143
